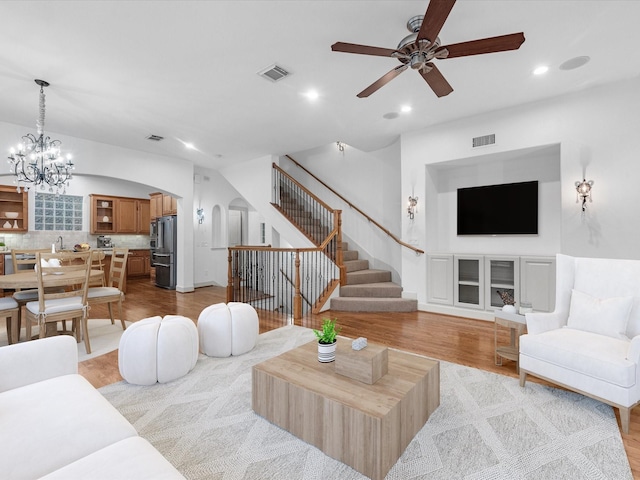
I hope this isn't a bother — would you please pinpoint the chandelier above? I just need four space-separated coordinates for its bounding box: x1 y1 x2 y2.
8 79 74 194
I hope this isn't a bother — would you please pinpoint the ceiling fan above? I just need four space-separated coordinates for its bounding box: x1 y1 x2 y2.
331 0 525 98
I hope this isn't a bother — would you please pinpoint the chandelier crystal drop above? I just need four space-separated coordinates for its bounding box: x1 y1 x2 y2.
7 79 74 194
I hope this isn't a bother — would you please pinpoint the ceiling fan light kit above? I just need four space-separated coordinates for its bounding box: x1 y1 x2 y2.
331 0 525 98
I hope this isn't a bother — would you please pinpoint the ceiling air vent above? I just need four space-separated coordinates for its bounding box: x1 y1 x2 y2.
472 134 495 148
146 134 164 142
258 64 290 82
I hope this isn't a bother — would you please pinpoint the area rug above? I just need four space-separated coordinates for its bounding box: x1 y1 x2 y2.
0 319 129 362
99 325 632 479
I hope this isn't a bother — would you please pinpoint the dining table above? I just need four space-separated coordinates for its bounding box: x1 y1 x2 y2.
0 269 104 343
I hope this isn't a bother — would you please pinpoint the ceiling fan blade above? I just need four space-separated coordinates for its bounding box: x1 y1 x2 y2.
420 63 453 97
357 65 408 98
417 0 456 43
438 32 525 58
331 42 400 58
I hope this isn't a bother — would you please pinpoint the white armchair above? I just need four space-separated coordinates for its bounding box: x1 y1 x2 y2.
519 254 640 433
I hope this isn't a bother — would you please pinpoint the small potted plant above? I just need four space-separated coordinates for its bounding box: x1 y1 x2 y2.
313 318 340 363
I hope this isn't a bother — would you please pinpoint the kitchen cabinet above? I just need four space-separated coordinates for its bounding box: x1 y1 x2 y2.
150 193 163 220
0 185 28 232
150 192 177 218
127 249 151 278
163 194 177 215
138 201 150 233
90 195 116 234
116 198 150 234
90 195 150 234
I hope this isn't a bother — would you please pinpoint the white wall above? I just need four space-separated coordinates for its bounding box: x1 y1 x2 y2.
401 77 640 307
220 155 313 249
193 167 272 288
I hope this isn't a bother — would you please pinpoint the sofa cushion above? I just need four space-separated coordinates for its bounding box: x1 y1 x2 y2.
0 374 137 479
566 289 633 340
40 436 185 479
520 329 635 388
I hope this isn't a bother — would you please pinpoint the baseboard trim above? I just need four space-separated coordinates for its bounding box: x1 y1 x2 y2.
418 303 494 322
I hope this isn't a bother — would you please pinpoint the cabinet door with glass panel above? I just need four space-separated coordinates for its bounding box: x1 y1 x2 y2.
90 195 116 234
453 255 484 309
484 256 520 311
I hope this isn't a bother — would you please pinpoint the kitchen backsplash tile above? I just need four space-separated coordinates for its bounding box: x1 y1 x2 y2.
0 232 150 250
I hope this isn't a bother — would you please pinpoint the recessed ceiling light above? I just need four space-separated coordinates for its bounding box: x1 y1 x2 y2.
401 105 412 113
559 56 590 71
184 142 195 150
533 65 549 76
304 90 319 101
383 112 399 120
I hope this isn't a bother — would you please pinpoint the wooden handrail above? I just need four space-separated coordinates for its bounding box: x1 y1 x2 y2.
285 154 424 255
273 163 336 214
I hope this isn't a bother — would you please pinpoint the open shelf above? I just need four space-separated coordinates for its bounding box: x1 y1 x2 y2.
0 186 28 232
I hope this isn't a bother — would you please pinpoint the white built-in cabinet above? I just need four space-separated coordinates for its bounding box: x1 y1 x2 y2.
519 256 556 313
427 254 556 314
426 254 454 305
454 255 485 310
485 256 520 311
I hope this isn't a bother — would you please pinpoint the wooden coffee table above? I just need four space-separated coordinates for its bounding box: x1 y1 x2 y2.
252 338 440 480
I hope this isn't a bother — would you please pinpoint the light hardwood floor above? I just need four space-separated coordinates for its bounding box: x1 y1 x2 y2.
81 277 640 477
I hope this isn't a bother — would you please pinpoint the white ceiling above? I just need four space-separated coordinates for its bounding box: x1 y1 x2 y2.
2 1 639 170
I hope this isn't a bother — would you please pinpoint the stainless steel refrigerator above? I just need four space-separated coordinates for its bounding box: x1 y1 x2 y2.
152 215 177 289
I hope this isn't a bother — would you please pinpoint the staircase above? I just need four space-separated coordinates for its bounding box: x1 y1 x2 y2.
276 182 416 313
330 243 417 312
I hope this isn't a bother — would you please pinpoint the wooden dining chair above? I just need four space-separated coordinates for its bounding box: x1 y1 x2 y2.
90 250 106 287
11 248 51 299
87 248 129 330
0 297 20 344
10 248 52 342
24 251 93 352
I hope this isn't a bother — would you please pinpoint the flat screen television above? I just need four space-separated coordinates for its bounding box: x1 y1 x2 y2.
457 181 538 235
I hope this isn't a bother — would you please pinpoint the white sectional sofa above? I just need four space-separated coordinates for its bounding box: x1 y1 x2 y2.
520 253 640 433
0 335 184 479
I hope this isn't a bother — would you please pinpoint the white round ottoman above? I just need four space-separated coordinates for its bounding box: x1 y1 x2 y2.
198 302 259 357
118 315 198 385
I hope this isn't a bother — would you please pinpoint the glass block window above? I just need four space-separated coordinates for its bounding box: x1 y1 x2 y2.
34 193 84 231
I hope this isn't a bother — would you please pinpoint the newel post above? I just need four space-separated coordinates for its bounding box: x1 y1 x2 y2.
335 210 346 285
226 248 234 303
294 250 302 321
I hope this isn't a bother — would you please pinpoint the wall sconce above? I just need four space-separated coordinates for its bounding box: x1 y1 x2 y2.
336 141 346 153
407 196 418 219
575 178 594 212
196 207 204 224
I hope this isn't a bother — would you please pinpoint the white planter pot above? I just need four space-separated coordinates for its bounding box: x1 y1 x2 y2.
502 304 517 313
317 341 336 363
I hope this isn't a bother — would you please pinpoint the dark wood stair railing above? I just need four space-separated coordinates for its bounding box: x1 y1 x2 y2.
228 165 346 320
271 163 345 284
227 246 340 321
284 154 424 256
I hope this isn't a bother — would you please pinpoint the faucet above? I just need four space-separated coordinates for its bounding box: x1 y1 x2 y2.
56 236 63 251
